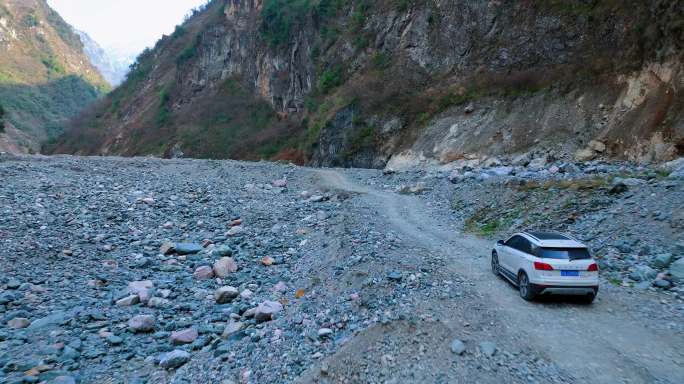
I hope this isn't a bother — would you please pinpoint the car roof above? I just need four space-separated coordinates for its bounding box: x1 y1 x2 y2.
516 231 586 248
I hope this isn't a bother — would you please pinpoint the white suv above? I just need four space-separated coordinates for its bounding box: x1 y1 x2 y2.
491 231 599 303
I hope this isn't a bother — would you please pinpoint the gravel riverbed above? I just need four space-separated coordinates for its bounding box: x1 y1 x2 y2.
1 155 683 384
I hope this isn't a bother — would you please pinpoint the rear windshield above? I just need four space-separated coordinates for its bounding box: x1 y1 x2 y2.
537 247 591 260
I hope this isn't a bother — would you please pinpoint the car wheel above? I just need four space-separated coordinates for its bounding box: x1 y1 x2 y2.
518 272 535 301
491 252 500 276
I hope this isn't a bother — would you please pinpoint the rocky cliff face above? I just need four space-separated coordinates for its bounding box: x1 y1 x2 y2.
53 0 684 167
0 0 108 154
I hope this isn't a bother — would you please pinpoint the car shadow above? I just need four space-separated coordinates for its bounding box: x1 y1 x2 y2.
496 273 595 306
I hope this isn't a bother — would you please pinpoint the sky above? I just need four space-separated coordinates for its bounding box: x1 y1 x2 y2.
48 0 209 59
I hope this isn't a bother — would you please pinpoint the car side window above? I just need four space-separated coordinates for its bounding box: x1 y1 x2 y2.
506 236 534 255
519 238 533 255
505 236 522 251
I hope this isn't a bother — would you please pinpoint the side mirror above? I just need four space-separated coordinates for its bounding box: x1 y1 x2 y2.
497 240 504 246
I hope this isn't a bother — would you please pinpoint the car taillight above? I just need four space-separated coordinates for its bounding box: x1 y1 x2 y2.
587 263 598 272
534 262 554 271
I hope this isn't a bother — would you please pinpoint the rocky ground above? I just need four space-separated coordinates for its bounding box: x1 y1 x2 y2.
390 153 684 296
0 155 683 384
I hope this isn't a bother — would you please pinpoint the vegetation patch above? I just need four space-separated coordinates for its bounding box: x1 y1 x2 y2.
516 177 611 192
260 0 316 47
260 0 345 47
171 25 187 39
41 55 66 77
167 78 303 161
0 76 101 140
343 123 375 159
156 86 173 127
45 6 83 50
457 177 615 239
176 35 201 66
318 65 344 93
531 0 626 19
463 206 517 236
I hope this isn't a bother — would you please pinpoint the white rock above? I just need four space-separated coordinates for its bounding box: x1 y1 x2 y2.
588 140 606 153
240 289 253 300
318 328 333 338
575 148 596 162
226 226 245 237
254 301 283 322
215 286 239 304
213 257 238 277
222 321 245 339
116 295 140 307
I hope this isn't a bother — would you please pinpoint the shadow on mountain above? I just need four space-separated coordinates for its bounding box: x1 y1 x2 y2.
0 75 103 146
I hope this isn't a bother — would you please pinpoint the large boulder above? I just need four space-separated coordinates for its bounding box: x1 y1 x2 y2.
587 140 606 153
213 257 238 277
254 301 283 322
575 148 596 162
193 266 214 280
214 286 239 304
170 328 198 345
629 265 657 282
653 253 674 269
116 295 140 307
128 280 154 304
128 315 155 333
159 350 190 369
668 258 684 283
174 243 203 255
7 317 30 329
222 321 245 339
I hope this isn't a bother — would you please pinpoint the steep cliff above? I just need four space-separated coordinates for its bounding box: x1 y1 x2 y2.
0 0 108 153
53 0 684 167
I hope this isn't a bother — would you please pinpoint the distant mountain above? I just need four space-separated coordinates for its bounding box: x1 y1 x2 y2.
0 0 109 154
75 29 129 86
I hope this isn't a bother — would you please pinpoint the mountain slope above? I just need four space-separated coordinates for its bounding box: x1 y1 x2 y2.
75 29 129 86
53 0 684 166
0 0 108 153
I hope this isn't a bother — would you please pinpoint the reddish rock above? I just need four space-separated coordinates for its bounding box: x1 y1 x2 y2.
170 328 198 345
261 256 275 266
213 257 238 277
193 266 214 280
8 317 30 329
128 315 155 333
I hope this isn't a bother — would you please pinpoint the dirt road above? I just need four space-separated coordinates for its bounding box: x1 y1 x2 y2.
315 169 684 384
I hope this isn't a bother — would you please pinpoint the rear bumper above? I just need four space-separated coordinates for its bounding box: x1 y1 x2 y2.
530 284 598 296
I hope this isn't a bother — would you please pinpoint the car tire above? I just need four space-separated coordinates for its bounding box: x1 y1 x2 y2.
491 251 500 276
518 271 535 301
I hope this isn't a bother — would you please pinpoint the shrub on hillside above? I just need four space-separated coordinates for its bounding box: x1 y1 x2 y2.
318 66 344 93
260 0 344 47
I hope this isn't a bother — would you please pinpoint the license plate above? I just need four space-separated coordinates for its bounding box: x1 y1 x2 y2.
561 270 579 277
